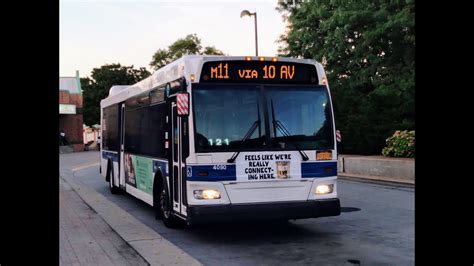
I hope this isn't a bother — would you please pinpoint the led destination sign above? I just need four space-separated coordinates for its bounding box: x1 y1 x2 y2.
200 60 319 84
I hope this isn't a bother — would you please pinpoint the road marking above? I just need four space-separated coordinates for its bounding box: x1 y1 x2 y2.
72 162 100 172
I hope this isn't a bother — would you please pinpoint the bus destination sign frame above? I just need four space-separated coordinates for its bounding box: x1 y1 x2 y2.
199 60 319 84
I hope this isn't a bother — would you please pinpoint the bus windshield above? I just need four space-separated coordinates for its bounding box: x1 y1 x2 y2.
266 85 334 151
193 84 334 152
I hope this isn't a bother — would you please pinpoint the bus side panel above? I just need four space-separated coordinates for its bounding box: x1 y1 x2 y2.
119 94 172 207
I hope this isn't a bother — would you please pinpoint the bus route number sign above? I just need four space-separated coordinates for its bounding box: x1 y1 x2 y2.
200 61 319 84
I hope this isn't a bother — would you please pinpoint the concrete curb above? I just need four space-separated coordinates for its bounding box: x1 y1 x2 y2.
338 155 414 184
60 170 202 266
338 172 414 186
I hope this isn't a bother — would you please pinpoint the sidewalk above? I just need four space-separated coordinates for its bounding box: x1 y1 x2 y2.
60 177 148 265
60 151 202 266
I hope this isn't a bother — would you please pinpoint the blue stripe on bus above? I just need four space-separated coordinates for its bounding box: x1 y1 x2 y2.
185 161 336 182
153 160 168 177
102 151 119 162
186 165 237 181
301 161 337 178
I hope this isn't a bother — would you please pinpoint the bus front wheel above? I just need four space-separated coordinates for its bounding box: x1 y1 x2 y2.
159 189 181 228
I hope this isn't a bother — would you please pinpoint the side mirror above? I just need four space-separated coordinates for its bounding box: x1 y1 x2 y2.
177 93 189 117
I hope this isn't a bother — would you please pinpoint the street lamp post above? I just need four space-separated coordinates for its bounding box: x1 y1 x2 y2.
240 10 258 56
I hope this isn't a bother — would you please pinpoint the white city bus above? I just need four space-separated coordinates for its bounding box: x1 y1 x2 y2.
100 55 340 228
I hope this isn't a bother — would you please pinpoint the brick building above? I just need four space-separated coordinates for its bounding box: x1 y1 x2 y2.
59 71 84 152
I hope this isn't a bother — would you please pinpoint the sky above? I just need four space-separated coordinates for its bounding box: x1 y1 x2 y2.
60 0 288 78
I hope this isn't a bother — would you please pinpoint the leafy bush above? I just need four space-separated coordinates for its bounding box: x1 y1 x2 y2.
382 130 415 158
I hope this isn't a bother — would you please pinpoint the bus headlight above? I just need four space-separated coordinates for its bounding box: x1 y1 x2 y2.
315 184 333 194
193 189 221 199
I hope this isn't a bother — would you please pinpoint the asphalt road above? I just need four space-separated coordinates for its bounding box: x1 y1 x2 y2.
62 151 414 265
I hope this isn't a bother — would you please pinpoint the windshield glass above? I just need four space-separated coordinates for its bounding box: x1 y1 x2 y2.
193 84 334 152
266 85 334 150
193 85 265 152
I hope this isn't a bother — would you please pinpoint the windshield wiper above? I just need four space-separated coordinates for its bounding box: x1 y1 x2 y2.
271 99 309 161
227 102 261 163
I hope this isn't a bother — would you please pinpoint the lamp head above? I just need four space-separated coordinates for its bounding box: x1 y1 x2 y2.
240 10 252 18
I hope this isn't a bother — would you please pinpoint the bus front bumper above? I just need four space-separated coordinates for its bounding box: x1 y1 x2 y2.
186 198 340 224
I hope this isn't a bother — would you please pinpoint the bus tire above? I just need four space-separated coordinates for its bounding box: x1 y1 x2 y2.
153 174 164 220
159 188 181 228
107 161 120 194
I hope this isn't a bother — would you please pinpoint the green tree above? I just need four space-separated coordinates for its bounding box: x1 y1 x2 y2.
277 0 414 155
81 64 151 126
150 34 224 70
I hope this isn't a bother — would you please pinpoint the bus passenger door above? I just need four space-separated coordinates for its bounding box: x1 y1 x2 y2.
171 102 182 214
119 103 126 189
